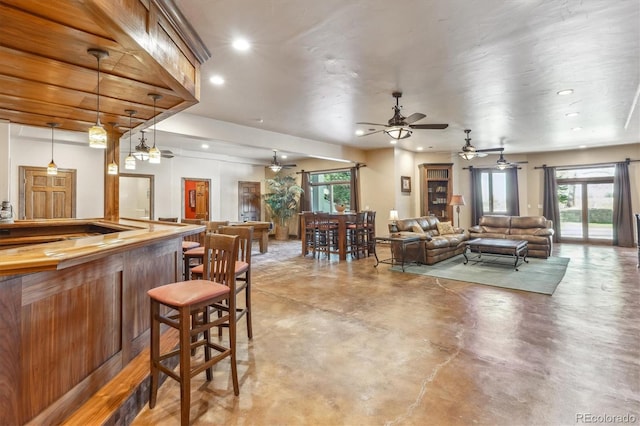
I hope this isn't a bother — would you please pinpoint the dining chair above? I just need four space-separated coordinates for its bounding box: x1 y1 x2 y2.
346 211 367 259
365 211 376 257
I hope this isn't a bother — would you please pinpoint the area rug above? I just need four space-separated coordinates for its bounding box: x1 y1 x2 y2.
391 255 570 295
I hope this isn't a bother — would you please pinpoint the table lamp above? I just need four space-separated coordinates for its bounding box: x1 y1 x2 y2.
449 195 466 228
389 209 399 233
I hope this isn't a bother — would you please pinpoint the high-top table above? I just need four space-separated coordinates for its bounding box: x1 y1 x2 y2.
300 212 355 261
229 221 271 253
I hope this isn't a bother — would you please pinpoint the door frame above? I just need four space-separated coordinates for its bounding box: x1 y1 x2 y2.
556 176 614 244
181 178 211 221
119 173 155 220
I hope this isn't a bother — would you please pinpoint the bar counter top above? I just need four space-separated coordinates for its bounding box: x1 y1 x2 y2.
0 218 203 276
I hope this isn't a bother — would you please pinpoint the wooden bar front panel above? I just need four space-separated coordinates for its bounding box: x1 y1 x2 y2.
0 236 181 425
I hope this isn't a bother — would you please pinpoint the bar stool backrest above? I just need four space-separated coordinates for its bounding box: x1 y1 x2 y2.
202 233 239 290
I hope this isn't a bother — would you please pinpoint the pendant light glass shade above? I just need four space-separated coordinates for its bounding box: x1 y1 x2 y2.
88 49 109 148
107 122 119 175
46 122 59 175
125 109 137 170
148 93 162 164
385 126 412 140
108 161 119 175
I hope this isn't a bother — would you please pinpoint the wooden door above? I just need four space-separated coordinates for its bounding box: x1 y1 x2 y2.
19 166 76 219
195 181 209 220
238 181 260 221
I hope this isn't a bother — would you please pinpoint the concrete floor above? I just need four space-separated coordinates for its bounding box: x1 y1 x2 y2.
132 240 640 425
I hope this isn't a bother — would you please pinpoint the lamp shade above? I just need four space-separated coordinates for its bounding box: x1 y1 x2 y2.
449 195 466 206
385 126 412 140
389 209 399 221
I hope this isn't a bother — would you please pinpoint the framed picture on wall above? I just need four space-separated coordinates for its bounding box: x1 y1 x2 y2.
401 176 411 193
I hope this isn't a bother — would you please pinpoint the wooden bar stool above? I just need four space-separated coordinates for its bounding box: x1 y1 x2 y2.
219 225 254 339
148 233 240 426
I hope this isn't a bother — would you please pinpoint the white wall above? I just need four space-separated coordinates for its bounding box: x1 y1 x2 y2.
9 136 104 218
123 151 265 222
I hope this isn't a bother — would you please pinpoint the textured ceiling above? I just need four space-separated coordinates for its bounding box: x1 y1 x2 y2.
161 0 639 164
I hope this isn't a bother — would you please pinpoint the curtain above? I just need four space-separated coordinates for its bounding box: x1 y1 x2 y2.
470 167 484 225
506 167 520 216
613 161 634 247
542 166 561 242
300 171 311 212
350 166 360 212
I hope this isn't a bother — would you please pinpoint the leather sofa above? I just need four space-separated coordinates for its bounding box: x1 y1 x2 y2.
392 216 469 265
468 215 554 258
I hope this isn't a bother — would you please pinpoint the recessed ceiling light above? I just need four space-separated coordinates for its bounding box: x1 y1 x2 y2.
355 129 364 136
416 147 423 151
579 145 587 149
565 112 580 117
201 143 209 149
210 75 225 85
557 89 573 95
389 140 397 145
232 38 250 51
572 127 582 131
281 154 287 159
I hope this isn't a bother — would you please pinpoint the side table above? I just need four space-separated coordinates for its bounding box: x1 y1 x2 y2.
374 234 421 271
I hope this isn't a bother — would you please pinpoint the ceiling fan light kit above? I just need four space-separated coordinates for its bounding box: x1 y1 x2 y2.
357 92 448 141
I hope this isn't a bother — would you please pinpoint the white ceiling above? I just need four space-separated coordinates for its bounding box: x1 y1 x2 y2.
19 0 640 166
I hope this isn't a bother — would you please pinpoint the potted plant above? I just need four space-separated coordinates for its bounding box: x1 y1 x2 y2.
263 174 304 240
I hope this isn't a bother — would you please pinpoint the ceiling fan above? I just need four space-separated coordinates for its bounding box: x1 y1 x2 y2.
356 91 449 140
133 130 174 159
268 150 296 172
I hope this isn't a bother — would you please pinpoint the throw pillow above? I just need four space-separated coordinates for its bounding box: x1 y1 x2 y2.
436 221 455 235
411 224 425 234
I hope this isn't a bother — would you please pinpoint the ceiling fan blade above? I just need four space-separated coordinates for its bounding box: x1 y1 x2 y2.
410 123 449 130
404 113 426 124
160 150 174 158
359 129 385 137
356 121 388 127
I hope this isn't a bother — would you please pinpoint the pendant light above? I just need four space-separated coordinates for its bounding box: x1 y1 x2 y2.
46 122 59 175
124 109 137 170
133 131 150 161
87 49 109 148
107 122 119 175
148 93 162 164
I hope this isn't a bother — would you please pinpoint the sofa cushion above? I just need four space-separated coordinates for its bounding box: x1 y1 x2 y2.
436 221 455 235
510 216 547 229
396 218 419 232
411 224 425 234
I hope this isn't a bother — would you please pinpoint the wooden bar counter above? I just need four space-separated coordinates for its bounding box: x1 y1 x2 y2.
0 218 204 425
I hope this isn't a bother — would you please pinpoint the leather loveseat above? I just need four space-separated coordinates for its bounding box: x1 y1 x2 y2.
468 215 554 258
393 216 469 265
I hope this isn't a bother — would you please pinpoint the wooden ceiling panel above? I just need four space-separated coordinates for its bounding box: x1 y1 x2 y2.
0 0 206 134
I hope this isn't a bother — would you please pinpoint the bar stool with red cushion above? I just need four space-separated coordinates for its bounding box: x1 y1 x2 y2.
147 233 240 426
182 221 228 280
191 226 253 338
218 225 254 339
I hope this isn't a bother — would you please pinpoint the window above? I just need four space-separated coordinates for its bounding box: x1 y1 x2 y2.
308 170 352 213
480 170 507 214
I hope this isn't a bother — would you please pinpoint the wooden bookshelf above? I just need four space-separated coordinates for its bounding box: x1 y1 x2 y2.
419 163 453 222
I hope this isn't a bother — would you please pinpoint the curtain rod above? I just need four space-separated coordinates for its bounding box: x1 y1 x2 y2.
297 163 366 174
462 166 522 170
533 158 637 170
